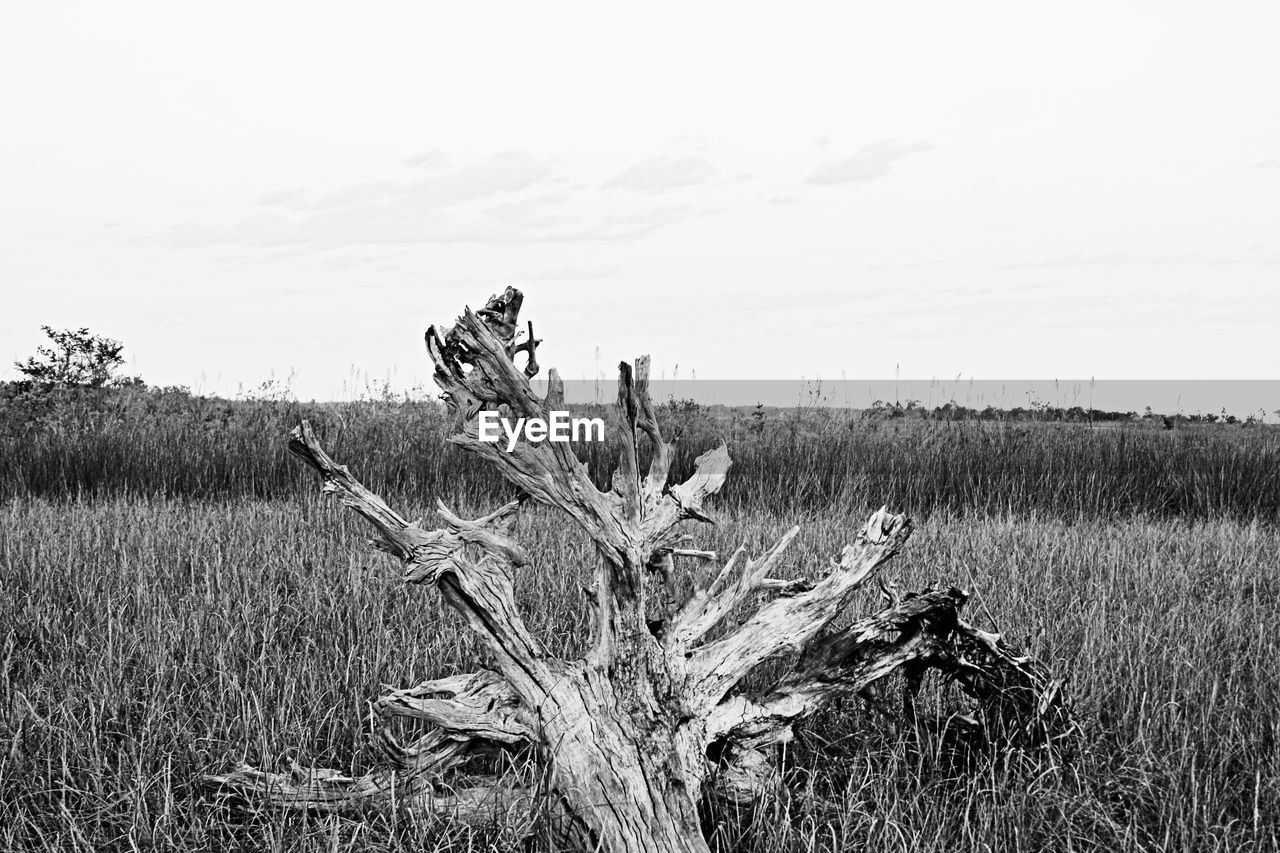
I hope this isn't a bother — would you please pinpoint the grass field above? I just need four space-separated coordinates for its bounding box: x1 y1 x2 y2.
2 391 1279 851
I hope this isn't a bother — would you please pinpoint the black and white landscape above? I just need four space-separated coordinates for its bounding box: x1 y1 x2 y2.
2 4 1278 852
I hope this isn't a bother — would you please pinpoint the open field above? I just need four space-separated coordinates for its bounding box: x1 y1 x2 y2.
2 392 1280 851
2 386 1278 520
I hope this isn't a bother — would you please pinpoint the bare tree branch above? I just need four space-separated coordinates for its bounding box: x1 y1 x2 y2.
687 507 912 711
288 420 548 695
207 670 534 816
375 670 534 746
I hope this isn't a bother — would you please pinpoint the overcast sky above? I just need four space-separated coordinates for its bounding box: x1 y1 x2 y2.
2 2 1277 401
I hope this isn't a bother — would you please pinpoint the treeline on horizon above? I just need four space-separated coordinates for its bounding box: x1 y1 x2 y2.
858 397 1264 426
1 381 1278 520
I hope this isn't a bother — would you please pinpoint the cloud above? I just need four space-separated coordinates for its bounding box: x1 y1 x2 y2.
1248 159 1278 171
603 156 717 192
518 266 618 282
1003 250 1280 271
1000 251 1200 270
403 150 449 169
483 186 575 221
257 187 308 206
164 151 722 251
805 140 933 186
299 151 555 211
324 254 385 272
167 206 673 249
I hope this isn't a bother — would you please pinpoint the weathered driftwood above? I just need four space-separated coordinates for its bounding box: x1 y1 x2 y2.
207 288 1074 852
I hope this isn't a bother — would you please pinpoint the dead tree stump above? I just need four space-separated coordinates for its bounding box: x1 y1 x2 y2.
207 288 1075 852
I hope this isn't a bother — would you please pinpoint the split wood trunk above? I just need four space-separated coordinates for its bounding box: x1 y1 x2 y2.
207 288 1074 853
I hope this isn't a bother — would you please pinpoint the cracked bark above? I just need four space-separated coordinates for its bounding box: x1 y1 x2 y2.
206 288 1075 852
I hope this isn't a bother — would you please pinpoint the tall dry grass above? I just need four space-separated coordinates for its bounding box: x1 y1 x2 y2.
2 497 1278 851
2 386 1279 850
2 384 1278 520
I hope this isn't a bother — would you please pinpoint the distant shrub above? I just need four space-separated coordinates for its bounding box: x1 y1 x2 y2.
13 326 137 389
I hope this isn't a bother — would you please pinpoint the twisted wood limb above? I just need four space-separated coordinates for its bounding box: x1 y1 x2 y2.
207 668 533 818
686 508 913 712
